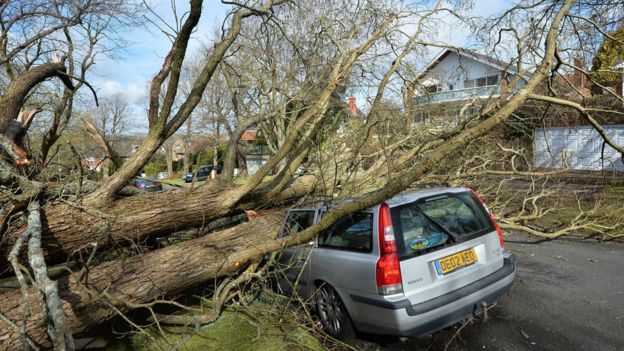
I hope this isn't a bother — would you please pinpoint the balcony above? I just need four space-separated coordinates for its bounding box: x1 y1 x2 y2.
413 85 501 106
243 144 271 156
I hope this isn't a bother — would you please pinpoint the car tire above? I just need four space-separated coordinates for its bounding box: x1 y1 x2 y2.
315 283 355 339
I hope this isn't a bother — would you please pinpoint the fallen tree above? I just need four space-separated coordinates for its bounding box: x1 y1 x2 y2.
0 3 575 348
0 212 285 350
5 0 624 349
0 175 317 267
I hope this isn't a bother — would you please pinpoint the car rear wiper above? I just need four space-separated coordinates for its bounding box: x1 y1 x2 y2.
414 205 459 242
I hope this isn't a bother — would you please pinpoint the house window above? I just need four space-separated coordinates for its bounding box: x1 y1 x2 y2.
425 85 440 93
465 75 500 89
447 84 455 91
486 75 499 86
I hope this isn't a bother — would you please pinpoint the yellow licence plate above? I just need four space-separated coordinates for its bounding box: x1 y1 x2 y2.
434 248 478 275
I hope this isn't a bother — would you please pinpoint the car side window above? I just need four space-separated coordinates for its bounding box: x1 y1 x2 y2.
319 213 373 252
281 210 316 237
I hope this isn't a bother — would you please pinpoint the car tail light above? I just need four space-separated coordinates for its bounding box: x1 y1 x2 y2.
470 189 504 248
376 203 403 295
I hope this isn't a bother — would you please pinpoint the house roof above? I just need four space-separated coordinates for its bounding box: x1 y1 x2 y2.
81 158 102 168
416 47 525 81
241 130 258 141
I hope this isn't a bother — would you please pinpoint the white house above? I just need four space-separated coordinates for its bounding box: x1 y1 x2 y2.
413 48 624 173
412 48 526 123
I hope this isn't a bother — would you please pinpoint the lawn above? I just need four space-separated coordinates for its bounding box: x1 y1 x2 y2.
108 302 324 351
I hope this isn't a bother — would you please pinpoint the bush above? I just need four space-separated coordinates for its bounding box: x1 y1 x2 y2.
144 162 166 177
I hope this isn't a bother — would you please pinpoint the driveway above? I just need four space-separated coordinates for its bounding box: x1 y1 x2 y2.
352 233 624 351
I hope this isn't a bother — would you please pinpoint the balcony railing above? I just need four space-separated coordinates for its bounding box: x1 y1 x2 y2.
243 144 272 156
413 85 501 106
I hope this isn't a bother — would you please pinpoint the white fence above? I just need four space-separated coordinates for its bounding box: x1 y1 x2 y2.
533 125 624 171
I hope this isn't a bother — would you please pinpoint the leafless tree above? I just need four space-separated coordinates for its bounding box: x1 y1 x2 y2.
5 0 624 349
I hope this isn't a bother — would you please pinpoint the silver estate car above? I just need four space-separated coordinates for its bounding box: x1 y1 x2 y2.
275 187 516 338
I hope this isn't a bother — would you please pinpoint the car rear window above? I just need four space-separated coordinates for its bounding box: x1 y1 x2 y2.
390 191 494 259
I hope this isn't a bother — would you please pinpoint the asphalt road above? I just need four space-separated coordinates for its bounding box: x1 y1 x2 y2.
352 233 624 351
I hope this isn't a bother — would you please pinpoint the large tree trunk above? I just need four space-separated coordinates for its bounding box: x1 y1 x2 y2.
222 125 250 180
1 176 317 267
165 143 174 177
0 212 285 350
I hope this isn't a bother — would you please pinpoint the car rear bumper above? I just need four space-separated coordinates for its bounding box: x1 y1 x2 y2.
348 253 516 337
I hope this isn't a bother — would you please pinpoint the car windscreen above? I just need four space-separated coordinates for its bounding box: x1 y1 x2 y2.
390 191 494 260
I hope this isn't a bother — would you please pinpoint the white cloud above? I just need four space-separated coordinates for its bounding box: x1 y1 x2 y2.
96 79 148 105
98 80 123 96
126 82 149 104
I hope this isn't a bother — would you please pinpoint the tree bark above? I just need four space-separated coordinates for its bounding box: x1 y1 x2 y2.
0 60 73 135
0 175 317 267
0 212 286 350
222 124 251 180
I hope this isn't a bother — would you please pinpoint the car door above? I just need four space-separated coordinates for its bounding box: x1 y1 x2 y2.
196 166 209 180
276 209 317 298
311 212 378 295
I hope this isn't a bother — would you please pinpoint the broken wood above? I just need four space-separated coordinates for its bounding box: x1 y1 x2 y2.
0 59 74 135
82 118 123 170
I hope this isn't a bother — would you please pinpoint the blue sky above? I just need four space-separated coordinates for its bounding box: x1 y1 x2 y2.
86 0 512 130
89 1 229 104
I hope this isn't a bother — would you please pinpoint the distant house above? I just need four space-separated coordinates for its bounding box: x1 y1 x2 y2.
241 129 258 142
81 157 102 171
160 135 211 162
410 48 527 124
413 48 623 172
240 126 271 175
532 58 624 172
347 95 365 118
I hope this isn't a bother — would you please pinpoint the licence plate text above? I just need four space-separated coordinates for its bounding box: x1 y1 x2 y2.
434 248 478 275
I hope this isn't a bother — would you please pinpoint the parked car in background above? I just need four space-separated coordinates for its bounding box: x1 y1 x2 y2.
182 165 221 183
275 187 515 338
135 169 147 178
133 178 164 192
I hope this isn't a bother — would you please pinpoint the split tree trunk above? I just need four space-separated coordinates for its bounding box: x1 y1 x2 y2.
0 59 73 135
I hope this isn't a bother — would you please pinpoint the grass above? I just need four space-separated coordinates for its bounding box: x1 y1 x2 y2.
160 178 184 186
157 175 275 187
232 175 275 185
108 302 324 351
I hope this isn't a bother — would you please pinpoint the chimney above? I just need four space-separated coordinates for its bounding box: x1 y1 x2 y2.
348 95 356 114
573 57 587 88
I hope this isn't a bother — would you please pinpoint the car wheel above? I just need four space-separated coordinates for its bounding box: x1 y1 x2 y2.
315 283 355 339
